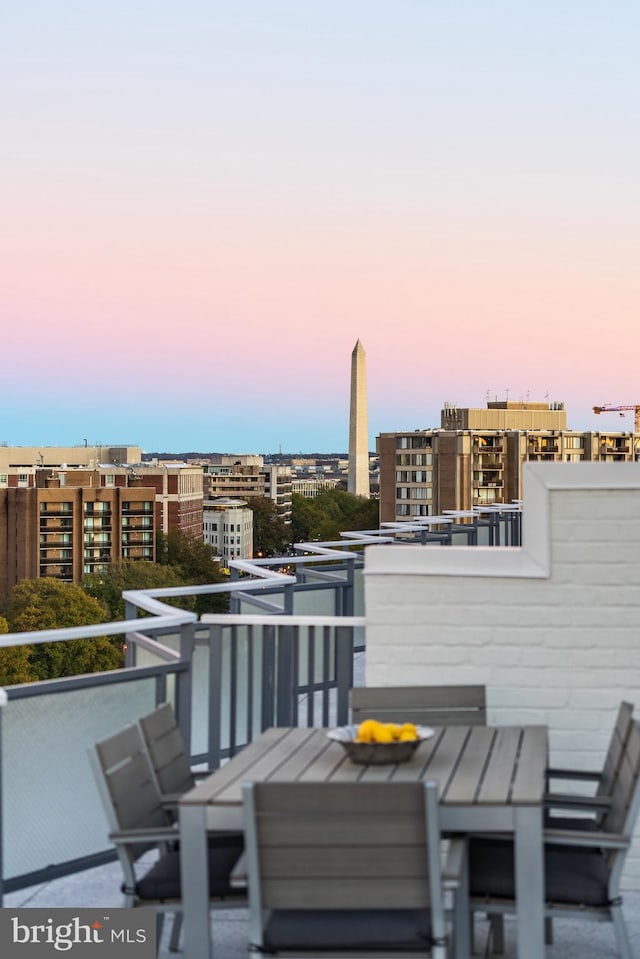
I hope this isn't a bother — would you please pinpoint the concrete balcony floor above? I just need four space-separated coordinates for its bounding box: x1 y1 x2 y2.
4 860 640 958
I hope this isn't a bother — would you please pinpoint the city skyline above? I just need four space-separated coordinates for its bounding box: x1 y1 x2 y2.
4 2 639 453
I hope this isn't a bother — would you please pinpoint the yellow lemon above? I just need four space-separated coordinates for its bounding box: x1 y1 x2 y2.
372 724 394 743
386 723 402 740
356 719 377 743
399 730 418 742
399 722 418 738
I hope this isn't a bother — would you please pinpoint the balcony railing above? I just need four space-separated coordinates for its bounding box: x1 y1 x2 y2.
0 514 519 900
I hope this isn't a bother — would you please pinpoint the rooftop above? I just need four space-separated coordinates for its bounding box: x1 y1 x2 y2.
2 464 640 957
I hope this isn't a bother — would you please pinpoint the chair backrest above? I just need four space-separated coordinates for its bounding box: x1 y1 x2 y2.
138 703 195 797
90 722 168 858
350 685 487 727
597 701 634 798
242 779 445 951
603 719 640 838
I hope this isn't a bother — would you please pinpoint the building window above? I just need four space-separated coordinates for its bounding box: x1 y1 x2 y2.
0 474 6 485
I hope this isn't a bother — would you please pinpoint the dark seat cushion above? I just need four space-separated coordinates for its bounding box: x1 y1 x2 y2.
134 833 244 902
262 909 433 953
469 837 610 908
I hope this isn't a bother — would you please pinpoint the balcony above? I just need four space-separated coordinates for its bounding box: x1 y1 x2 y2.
2 469 640 958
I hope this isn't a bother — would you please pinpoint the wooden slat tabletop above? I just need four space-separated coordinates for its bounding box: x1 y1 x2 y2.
181 724 548 809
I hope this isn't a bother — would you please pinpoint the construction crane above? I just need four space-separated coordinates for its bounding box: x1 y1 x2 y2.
593 404 640 433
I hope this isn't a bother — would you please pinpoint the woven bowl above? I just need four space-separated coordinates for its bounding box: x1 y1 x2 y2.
327 724 434 765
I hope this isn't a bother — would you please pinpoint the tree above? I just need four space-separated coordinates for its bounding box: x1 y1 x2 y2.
246 497 291 557
291 491 379 543
156 530 229 614
0 615 33 686
156 529 223 583
82 559 193 621
2 579 120 681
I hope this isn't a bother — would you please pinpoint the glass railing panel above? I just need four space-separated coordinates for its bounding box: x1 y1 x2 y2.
2 679 157 885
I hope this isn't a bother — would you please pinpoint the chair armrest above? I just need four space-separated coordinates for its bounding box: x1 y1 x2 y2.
109 826 179 844
442 838 467 889
543 828 630 850
546 767 601 783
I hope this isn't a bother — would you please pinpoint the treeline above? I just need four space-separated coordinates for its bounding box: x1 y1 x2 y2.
291 490 379 543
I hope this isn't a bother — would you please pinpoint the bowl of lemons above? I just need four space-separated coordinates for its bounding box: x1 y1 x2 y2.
327 720 435 765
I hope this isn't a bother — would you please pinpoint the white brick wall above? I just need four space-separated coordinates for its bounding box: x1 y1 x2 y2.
364 462 640 888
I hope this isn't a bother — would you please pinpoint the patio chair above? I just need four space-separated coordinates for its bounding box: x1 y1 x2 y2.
349 685 487 727
468 718 640 959
138 702 208 811
242 779 469 959
545 701 634 827
90 722 245 955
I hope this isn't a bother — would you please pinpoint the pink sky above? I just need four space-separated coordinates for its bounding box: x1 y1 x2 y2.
3 2 639 450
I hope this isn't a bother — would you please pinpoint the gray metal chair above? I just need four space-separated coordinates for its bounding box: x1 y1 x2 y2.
469 718 640 959
90 722 245 955
242 779 468 959
137 702 204 809
349 685 487 727
545 701 634 826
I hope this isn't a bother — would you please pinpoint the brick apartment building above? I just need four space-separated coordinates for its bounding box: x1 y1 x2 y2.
378 401 640 523
0 447 205 597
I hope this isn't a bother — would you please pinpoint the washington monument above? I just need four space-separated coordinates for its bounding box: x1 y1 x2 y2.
348 339 370 498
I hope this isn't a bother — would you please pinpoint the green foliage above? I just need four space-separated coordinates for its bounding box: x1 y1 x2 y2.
0 615 34 686
156 530 229 615
246 497 291 557
291 491 379 543
1 578 120 682
82 559 192 621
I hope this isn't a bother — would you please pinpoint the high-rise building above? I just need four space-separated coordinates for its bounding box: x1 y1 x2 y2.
0 458 205 597
347 339 370 498
0 479 156 597
378 400 640 523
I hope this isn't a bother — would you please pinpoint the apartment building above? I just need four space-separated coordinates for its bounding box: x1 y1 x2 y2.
0 458 205 596
0 444 142 473
203 498 253 567
202 455 292 524
0 478 155 597
291 476 342 498
378 401 640 523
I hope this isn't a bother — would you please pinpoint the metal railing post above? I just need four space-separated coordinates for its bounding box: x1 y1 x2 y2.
275 622 296 726
176 622 195 760
335 625 354 726
208 623 224 769
124 600 137 667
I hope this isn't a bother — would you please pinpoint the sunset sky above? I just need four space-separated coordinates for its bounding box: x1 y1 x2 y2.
3 2 639 452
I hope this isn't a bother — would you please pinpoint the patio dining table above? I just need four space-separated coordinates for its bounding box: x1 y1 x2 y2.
179 723 548 959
